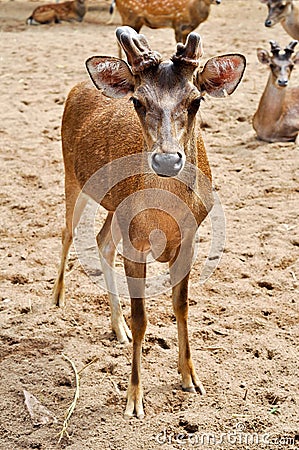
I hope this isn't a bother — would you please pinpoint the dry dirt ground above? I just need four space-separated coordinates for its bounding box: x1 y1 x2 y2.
0 0 298 449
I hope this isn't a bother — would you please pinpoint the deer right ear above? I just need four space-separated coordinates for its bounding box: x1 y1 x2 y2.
195 54 246 98
86 56 135 98
257 49 270 65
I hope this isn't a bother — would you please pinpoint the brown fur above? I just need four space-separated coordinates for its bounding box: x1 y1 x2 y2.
110 0 221 44
26 0 86 25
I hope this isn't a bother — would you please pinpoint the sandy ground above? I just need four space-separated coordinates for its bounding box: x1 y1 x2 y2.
0 0 298 449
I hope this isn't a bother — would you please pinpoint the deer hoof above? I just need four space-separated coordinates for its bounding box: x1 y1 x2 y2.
52 283 65 308
113 318 132 344
195 382 206 395
182 385 197 393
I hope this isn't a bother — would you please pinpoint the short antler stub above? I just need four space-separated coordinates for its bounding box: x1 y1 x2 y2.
284 40 298 57
172 33 203 68
269 40 281 56
116 26 162 73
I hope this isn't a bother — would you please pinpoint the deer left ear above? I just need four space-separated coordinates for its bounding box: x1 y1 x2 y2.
86 56 135 98
195 54 246 98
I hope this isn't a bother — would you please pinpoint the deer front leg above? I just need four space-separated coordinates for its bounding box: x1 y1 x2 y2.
53 189 87 307
170 260 205 395
53 226 72 307
123 257 147 419
96 212 132 344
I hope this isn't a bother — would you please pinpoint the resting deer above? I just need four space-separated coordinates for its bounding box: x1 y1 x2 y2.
53 26 245 418
109 0 221 44
26 0 86 25
253 40 299 143
261 0 299 40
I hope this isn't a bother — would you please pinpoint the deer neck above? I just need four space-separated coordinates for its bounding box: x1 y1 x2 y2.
281 3 299 38
257 74 287 124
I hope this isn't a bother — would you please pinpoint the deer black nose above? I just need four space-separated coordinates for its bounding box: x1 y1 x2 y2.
278 79 288 87
151 152 184 177
265 20 272 27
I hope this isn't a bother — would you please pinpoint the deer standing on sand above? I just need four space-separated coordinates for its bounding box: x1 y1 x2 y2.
253 40 299 143
53 26 245 418
26 0 86 25
109 0 221 44
261 0 299 40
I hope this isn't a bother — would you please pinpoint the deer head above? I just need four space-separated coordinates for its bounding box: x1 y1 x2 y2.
257 40 299 87
86 27 245 177
260 0 293 27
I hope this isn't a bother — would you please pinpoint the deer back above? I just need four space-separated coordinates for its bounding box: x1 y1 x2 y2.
115 0 219 42
29 0 85 24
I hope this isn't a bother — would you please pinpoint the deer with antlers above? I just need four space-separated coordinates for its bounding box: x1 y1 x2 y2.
26 0 86 25
109 0 221 44
53 26 245 418
253 40 299 143
261 0 299 40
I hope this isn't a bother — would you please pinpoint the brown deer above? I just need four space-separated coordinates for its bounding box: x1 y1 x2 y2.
253 40 299 143
53 26 245 418
109 0 221 44
26 0 86 25
261 0 299 40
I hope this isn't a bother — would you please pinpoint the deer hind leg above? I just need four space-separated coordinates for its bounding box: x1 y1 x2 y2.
123 257 147 419
170 253 205 395
53 181 87 307
96 212 132 344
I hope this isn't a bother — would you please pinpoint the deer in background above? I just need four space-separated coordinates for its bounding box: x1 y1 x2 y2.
109 0 221 44
53 26 245 418
261 0 299 40
26 0 86 25
253 40 299 143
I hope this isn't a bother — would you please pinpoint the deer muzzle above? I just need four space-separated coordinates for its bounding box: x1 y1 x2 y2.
265 19 273 27
277 78 288 87
151 152 185 177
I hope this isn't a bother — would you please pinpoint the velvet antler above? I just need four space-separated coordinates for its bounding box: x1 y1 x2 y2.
171 32 203 69
269 40 281 56
284 40 298 57
116 26 162 74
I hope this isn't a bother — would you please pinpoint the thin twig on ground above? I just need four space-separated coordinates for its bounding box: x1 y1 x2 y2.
57 354 80 444
57 355 99 443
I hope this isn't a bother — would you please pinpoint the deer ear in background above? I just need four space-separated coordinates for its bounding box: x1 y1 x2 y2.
257 48 271 65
